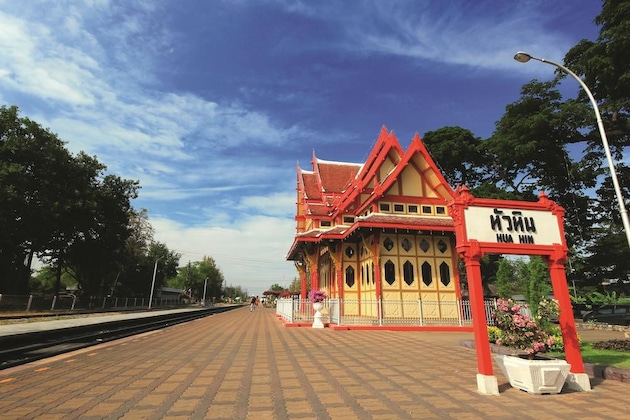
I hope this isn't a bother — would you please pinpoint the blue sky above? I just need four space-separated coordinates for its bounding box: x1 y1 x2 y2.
0 0 602 296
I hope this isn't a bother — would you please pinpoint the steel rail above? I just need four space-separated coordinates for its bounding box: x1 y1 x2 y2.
0 306 239 370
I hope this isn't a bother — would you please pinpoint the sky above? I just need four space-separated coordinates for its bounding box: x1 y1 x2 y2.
0 0 603 296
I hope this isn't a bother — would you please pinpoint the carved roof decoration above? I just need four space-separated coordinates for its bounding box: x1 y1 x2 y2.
289 126 456 259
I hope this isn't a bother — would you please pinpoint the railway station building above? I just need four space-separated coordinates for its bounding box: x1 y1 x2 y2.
286 126 461 322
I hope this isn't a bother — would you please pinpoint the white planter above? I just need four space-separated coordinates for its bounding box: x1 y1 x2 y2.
312 302 325 328
494 354 571 394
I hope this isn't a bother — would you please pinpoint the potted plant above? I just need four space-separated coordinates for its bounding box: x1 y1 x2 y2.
491 298 571 394
309 290 327 328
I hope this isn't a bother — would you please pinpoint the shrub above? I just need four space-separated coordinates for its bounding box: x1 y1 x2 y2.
592 339 630 352
492 298 555 356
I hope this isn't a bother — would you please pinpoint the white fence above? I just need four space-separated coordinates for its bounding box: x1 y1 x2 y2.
276 297 498 327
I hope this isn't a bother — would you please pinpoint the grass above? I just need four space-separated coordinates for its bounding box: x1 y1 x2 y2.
579 342 630 370
549 342 630 370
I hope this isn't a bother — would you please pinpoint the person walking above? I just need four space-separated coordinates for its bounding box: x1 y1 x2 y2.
250 296 256 312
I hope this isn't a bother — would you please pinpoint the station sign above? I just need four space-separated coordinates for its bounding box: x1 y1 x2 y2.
463 206 562 246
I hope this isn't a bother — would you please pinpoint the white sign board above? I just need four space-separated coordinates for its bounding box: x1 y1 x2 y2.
463 207 563 246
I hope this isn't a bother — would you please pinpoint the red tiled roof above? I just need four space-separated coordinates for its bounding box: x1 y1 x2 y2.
306 203 331 216
302 172 321 200
296 225 349 239
317 160 361 193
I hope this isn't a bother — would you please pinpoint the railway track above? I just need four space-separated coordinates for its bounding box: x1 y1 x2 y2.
0 306 238 370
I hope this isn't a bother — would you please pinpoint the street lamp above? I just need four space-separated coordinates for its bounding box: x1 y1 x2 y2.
514 51 630 250
148 256 165 310
202 277 208 306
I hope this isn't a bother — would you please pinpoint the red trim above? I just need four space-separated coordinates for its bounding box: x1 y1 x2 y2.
329 325 473 332
450 186 585 382
277 316 474 332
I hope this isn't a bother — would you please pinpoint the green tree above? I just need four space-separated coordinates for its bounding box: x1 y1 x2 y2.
137 242 180 298
526 257 552 317
62 173 139 297
222 284 248 302
422 126 487 188
495 257 528 299
170 256 223 302
30 266 76 296
268 283 285 292
288 276 307 293
0 105 88 293
0 105 142 296
564 0 630 142
484 80 595 245
562 0 630 291
110 209 155 296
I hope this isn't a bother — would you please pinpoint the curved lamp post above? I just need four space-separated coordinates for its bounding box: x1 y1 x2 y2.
514 51 630 249
148 256 165 310
202 277 208 306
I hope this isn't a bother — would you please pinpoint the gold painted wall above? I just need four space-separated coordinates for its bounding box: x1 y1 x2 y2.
379 234 457 319
338 233 458 320
400 166 423 197
341 243 359 315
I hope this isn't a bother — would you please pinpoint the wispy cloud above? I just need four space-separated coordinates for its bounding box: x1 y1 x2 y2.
0 0 601 295
273 0 590 75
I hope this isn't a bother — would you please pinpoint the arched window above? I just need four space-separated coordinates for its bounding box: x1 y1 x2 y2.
371 262 375 284
439 262 451 286
421 262 433 286
345 246 354 258
403 260 414 285
345 266 355 288
361 264 365 285
437 239 448 254
384 260 396 285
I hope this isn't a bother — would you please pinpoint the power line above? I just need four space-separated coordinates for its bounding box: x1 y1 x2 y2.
170 247 291 266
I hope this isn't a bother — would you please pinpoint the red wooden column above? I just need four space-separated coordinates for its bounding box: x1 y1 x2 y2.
310 262 319 291
460 241 495 355
546 248 584 372
458 241 498 394
300 269 308 300
336 267 343 300
449 187 498 394
335 245 344 299
373 232 382 301
546 248 591 391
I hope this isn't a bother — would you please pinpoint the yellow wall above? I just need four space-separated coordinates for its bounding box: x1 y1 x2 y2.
379 234 457 319
337 233 458 319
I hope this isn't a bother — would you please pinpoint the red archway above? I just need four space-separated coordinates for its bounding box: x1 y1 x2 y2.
449 186 591 395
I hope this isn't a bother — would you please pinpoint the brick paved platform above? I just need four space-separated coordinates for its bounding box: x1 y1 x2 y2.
1 306 628 419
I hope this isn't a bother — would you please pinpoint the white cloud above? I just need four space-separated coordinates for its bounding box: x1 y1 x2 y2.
151 214 298 295
275 0 586 76
1 0 601 296
0 11 103 106
239 192 296 217
0 1 302 294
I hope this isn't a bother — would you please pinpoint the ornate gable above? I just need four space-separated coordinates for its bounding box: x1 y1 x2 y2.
378 132 455 203
294 154 362 235
289 126 456 259
332 127 454 218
